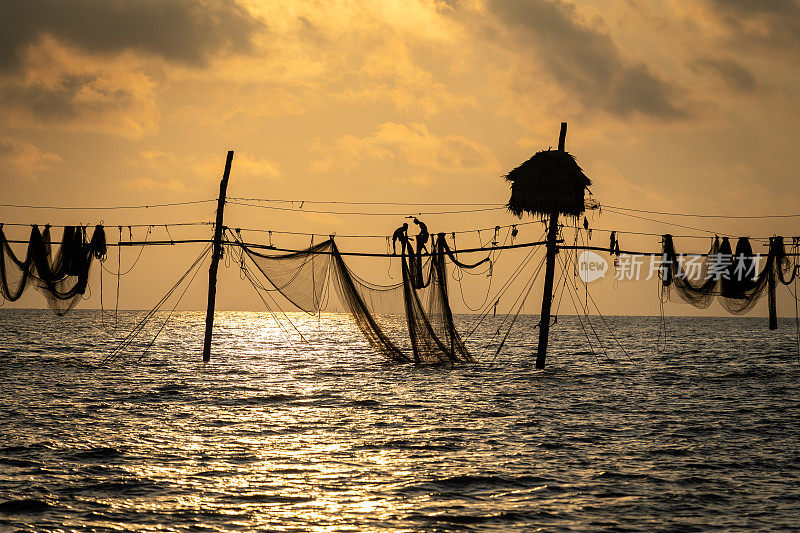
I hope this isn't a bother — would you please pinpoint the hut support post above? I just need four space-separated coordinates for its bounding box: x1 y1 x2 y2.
768 239 778 330
202 150 234 363
535 122 568 369
536 211 559 369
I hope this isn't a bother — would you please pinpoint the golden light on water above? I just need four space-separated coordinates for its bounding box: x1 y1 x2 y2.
2 1 800 531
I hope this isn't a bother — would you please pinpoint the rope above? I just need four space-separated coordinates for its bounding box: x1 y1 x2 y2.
230 197 800 219
465 229 548 340
0 200 216 210
103 244 211 363
562 248 635 364
557 250 610 362
100 226 151 276
558 253 601 364
227 197 503 207
227 229 310 343
602 207 732 237
137 248 208 362
604 204 800 219
0 221 212 228
226 200 506 216
488 253 547 362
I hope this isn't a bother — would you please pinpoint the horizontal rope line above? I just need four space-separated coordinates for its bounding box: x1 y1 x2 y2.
604 204 800 219
0 199 216 210
5 196 799 220
0 221 213 228
603 208 729 236
227 197 504 207
229 221 538 238
5 239 796 257
561 244 716 257
3 238 552 256
225 200 506 215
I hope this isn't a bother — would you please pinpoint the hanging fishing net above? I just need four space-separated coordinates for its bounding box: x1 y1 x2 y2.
0 224 107 315
660 234 796 315
237 233 484 364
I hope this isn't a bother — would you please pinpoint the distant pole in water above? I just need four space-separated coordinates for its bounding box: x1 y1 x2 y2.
768 237 778 330
535 123 568 369
203 151 234 363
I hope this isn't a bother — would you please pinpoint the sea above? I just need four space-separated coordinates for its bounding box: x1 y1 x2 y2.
1 309 799 532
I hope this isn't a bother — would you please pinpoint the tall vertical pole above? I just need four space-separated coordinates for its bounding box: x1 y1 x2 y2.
535 123 567 369
203 150 234 363
768 237 778 330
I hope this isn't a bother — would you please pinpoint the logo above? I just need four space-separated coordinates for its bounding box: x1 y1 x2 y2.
577 250 608 283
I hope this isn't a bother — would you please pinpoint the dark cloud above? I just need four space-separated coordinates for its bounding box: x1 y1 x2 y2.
487 0 687 120
0 0 262 71
0 74 131 122
706 0 800 54
690 57 758 93
0 70 159 137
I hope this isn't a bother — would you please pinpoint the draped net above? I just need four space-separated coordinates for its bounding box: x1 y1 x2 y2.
239 234 483 364
660 235 796 314
0 224 107 315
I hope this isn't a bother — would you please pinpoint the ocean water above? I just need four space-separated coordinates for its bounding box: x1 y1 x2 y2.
1 309 799 532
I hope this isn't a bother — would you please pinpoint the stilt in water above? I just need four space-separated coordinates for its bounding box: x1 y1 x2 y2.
503 122 593 369
203 150 234 362
535 123 567 369
768 237 778 331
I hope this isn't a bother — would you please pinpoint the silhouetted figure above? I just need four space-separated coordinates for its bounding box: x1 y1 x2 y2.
392 223 409 255
413 217 429 256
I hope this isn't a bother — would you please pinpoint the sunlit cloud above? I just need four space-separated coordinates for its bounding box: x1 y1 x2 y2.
120 177 191 193
310 122 499 177
0 0 262 71
0 136 62 181
0 38 160 138
124 150 281 193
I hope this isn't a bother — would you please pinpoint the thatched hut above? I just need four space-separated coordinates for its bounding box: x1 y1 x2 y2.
505 149 591 220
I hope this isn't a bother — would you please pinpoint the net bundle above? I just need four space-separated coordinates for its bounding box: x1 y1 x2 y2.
660 234 797 314
239 233 483 364
0 224 107 315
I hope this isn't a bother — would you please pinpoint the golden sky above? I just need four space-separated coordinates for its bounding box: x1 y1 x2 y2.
1 0 799 317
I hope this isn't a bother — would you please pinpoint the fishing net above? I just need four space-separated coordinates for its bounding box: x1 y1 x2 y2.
0 224 107 315
660 235 796 315
238 234 484 364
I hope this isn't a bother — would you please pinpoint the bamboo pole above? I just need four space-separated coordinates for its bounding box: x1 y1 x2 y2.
768 237 778 330
202 151 234 363
535 122 567 369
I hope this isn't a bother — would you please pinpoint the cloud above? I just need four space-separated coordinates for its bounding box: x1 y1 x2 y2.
689 57 758 93
124 150 280 192
704 0 800 54
120 177 189 193
485 0 687 120
0 137 62 180
0 0 261 72
311 122 499 176
223 0 471 116
0 38 159 138
0 1 262 137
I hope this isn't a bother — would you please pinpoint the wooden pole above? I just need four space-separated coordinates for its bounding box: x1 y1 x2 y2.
535 122 567 369
768 237 778 330
203 150 234 363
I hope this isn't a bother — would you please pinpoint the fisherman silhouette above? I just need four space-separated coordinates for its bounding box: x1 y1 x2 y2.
413 217 429 256
392 223 409 255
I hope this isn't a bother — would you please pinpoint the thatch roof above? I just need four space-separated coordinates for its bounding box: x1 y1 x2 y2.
505 149 591 218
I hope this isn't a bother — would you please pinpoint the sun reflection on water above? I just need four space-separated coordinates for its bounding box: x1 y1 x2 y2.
2 311 800 530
